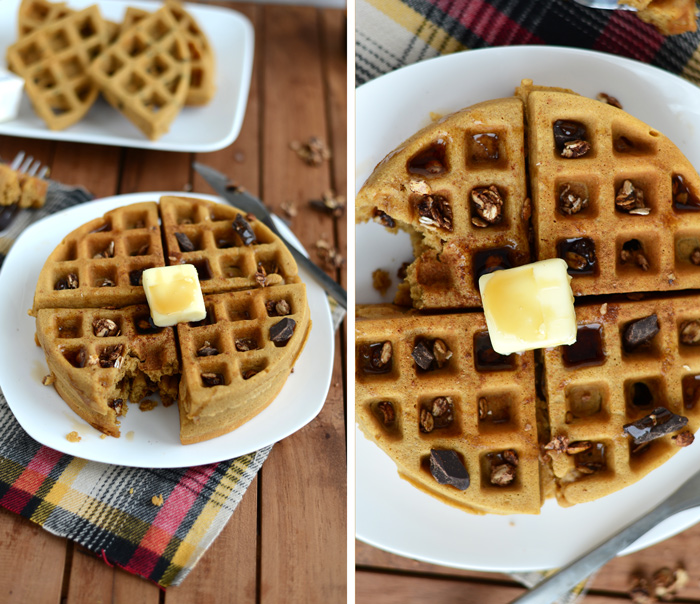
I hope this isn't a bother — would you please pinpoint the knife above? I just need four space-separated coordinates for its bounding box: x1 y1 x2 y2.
193 162 347 310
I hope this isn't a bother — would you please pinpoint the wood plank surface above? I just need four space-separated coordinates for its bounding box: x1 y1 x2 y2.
0 2 346 602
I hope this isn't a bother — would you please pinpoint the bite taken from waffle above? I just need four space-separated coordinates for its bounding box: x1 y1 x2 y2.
356 80 700 514
32 196 311 445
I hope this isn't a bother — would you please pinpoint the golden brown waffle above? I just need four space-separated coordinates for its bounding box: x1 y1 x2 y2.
160 196 301 295
356 304 542 515
120 6 150 30
35 305 179 437
32 201 165 312
33 196 311 444
0 165 21 207
17 0 73 38
164 0 215 106
355 98 530 309
7 5 108 130
88 7 191 140
17 172 48 208
526 86 700 298
177 283 311 444
635 0 697 35
543 295 700 506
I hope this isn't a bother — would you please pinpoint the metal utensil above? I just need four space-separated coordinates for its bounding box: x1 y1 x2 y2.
509 465 700 604
571 0 635 9
192 162 347 310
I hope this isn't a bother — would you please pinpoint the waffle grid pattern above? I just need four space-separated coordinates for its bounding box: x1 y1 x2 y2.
17 0 73 37
356 306 541 515
7 5 107 130
528 90 700 297
544 296 700 506
88 7 191 140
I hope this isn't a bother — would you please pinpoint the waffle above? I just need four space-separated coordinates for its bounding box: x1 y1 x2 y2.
355 98 530 309
543 295 700 506
356 304 543 515
87 7 191 140
633 0 697 35
0 165 21 206
17 0 73 38
525 84 700 298
163 0 215 106
0 163 48 208
7 5 108 130
32 201 165 312
33 196 311 444
177 283 311 444
36 305 179 437
159 195 301 294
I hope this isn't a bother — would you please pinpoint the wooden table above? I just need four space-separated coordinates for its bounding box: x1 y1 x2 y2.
0 2 346 602
357 523 700 602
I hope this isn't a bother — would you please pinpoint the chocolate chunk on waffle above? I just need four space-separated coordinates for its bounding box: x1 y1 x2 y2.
160 195 301 294
7 5 108 130
355 304 542 515
36 305 179 437
355 98 530 309
177 283 310 444
543 295 700 507
88 7 191 140
525 85 700 297
32 201 165 311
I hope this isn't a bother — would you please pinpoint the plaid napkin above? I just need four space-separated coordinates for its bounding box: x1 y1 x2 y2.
355 0 700 600
0 183 343 587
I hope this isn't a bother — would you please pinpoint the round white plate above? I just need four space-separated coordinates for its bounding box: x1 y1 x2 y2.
0 0 254 152
0 192 333 468
356 46 700 571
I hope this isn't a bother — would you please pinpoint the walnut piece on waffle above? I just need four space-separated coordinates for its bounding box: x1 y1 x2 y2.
87 7 191 140
356 98 531 310
35 305 179 437
525 87 700 297
177 283 311 444
6 4 108 130
31 201 165 312
543 295 700 506
160 196 301 294
356 304 542 515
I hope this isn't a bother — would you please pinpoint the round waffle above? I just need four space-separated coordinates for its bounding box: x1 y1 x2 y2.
33 196 311 444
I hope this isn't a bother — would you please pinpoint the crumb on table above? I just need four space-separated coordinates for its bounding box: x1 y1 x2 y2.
151 494 164 507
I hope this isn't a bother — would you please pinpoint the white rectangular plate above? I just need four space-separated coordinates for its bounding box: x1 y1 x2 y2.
0 193 334 467
0 0 254 152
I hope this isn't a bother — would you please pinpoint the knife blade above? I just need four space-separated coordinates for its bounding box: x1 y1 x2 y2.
193 162 347 310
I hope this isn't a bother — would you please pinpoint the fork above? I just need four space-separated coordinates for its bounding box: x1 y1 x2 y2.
509 465 700 604
0 151 50 231
571 0 636 9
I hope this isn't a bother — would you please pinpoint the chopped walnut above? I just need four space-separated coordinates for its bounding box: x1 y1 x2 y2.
416 194 453 231
615 180 647 212
309 191 346 217
280 201 297 219
432 339 452 368
596 92 622 109
373 208 396 228
561 139 591 158
620 240 650 271
672 431 695 447
490 464 516 486
680 320 700 345
419 408 434 433
471 185 504 225
254 264 268 288
652 566 689 599
42 374 55 386
289 136 331 166
376 401 395 426
565 441 593 455
98 344 124 368
93 318 120 338
544 435 570 453
93 240 115 259
564 251 588 271
379 342 392 365
629 575 654 604
315 239 345 270
559 183 588 215
235 338 258 352
196 341 219 356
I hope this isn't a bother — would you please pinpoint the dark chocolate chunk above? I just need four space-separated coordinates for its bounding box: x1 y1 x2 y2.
429 449 470 490
134 314 160 334
269 317 296 346
233 214 257 246
623 407 689 444
412 340 435 371
129 269 144 286
373 208 395 228
553 119 587 150
175 232 195 252
623 314 659 352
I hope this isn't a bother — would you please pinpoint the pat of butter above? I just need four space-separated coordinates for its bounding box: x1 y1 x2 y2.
0 70 24 123
142 264 206 327
479 258 576 355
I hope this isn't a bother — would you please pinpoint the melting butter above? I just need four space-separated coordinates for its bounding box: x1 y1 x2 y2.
143 264 206 327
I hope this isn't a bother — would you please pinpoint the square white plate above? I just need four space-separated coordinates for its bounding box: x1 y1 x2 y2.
0 192 334 467
0 0 254 152
356 46 700 571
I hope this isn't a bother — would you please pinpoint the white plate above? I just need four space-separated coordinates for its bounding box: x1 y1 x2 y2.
0 192 333 467
0 0 253 152
356 46 700 571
